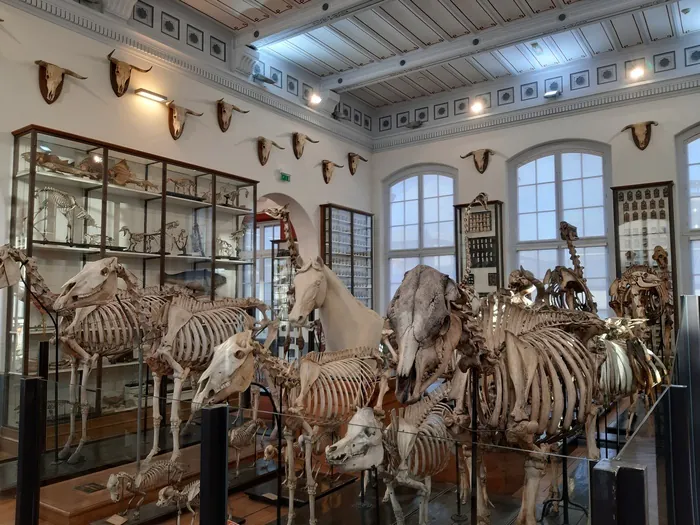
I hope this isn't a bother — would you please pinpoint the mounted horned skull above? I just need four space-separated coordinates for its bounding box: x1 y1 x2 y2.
107 50 152 97
621 121 658 151
257 137 285 166
347 153 368 175
460 148 495 174
217 99 249 133
291 133 319 159
35 60 87 104
322 160 344 184
166 101 203 140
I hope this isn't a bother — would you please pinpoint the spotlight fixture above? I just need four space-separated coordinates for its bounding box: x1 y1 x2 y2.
134 88 167 103
93 154 103 163
471 101 484 113
309 93 323 105
543 89 561 99
39 145 52 153
629 66 645 80
530 42 544 55
252 73 275 85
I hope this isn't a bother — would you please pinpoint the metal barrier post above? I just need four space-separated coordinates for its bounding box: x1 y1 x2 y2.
201 404 229 525
591 459 647 525
16 377 45 525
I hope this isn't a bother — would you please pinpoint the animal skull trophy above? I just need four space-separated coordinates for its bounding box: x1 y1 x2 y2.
347 152 368 175
106 50 152 98
35 60 87 104
460 148 495 174
322 160 344 184
217 98 249 133
621 121 658 151
166 101 203 140
257 137 285 166
291 132 319 160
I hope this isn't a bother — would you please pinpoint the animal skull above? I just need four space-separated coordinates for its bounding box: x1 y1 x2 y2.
322 160 344 184
107 50 152 97
217 98 249 132
288 256 328 326
167 101 203 140
292 132 319 159
621 121 658 151
325 408 384 472
559 221 579 242
35 60 87 104
257 137 285 166
53 257 124 311
156 486 178 507
105 474 123 502
460 148 495 174
347 153 368 176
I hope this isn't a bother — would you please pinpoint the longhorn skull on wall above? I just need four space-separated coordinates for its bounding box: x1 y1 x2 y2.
35 60 87 104
166 101 203 140
257 137 285 166
347 153 368 175
322 160 344 184
217 98 249 133
107 50 152 98
621 121 658 151
460 148 495 174
291 133 319 160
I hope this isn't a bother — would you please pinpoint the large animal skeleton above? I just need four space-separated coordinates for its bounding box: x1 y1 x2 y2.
22 152 99 180
33 187 99 244
108 159 159 191
157 480 201 525
119 226 147 252
167 177 197 197
107 460 185 519
192 330 387 525
229 419 266 476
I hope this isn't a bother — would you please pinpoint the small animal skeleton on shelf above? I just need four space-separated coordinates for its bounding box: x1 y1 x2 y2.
223 187 250 208
153 221 180 253
216 237 233 258
84 232 114 247
119 226 147 252
33 187 99 244
107 460 185 520
167 177 197 197
173 229 189 256
108 159 159 192
229 220 250 259
23 152 99 180
157 480 201 525
229 419 267 476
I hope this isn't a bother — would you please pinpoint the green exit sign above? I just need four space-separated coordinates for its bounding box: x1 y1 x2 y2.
280 172 291 182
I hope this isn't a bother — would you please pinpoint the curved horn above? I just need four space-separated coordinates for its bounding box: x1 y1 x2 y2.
271 141 285 150
358 155 368 162
307 137 319 143
132 64 153 73
620 125 633 132
332 163 344 168
230 103 249 114
62 68 88 79
186 109 204 116
648 121 659 126
460 151 474 159
107 49 117 63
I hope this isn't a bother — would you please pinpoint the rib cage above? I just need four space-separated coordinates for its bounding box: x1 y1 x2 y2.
599 338 665 403
229 420 261 448
133 460 184 491
38 186 97 227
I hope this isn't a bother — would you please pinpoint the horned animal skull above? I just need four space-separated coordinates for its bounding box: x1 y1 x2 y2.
167 101 203 140
107 50 152 97
460 148 495 174
257 137 285 166
217 98 249 132
322 160 344 184
288 256 328 326
35 60 87 104
652 245 668 270
291 133 319 159
621 121 658 151
325 408 384 472
54 257 124 311
347 153 368 175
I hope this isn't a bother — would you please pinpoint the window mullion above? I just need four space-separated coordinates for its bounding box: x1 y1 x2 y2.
554 152 564 266
418 174 423 250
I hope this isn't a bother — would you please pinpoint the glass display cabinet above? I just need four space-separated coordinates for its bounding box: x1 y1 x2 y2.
5 125 257 430
320 204 373 308
454 200 504 296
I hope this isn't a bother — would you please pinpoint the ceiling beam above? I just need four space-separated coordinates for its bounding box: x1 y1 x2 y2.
320 0 673 91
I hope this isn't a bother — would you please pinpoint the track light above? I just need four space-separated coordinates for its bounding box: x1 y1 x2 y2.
543 89 561 99
309 93 322 105
134 88 168 103
471 101 484 113
629 67 645 80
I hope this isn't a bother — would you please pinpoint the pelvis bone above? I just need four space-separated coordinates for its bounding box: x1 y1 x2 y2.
166 101 203 140
292 133 319 160
35 60 87 105
460 148 495 174
347 152 368 175
621 121 658 151
257 137 285 166
322 160 344 184
107 50 152 98
217 99 249 133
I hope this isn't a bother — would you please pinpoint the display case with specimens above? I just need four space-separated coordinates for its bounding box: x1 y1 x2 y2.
320 204 373 308
5 125 257 433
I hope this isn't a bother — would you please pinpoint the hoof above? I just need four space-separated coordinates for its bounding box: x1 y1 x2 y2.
58 447 72 460
67 453 83 465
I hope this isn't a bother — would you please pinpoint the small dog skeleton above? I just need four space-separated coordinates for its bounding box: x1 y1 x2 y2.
157 480 200 525
167 177 196 197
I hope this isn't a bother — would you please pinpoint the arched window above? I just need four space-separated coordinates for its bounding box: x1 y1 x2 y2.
679 126 700 293
386 167 456 299
509 142 612 317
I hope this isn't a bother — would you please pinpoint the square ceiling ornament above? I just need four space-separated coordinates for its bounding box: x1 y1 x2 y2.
187 25 204 51
210 36 226 62
396 111 409 128
433 102 448 120
133 1 153 27
685 45 700 67
497 87 514 106
520 82 538 101
654 51 676 73
161 12 180 40
570 70 589 90
414 107 428 123
454 97 469 115
379 116 392 132
597 64 617 85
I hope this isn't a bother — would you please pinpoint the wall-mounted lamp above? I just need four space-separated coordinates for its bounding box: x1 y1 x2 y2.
309 93 323 105
543 89 561 99
471 101 484 113
629 67 645 80
253 73 275 85
134 88 168 103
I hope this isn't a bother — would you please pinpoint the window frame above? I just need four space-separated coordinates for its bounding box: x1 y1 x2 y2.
507 140 615 283
676 124 700 293
384 164 458 304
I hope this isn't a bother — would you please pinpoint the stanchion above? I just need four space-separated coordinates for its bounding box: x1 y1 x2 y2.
16 377 45 525
201 404 229 525
357 470 372 509
373 466 380 524
451 440 468 523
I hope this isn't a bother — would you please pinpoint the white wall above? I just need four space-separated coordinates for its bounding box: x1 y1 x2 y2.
0 3 372 248
371 93 700 310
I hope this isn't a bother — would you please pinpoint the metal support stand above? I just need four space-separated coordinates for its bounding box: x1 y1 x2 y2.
356 470 372 509
38 341 49 454
16 377 45 525
451 439 468 522
538 436 588 523
373 467 380 524
201 404 229 525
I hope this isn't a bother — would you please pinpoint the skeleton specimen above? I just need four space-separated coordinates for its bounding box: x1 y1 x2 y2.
84 232 114 246
119 226 147 252
106 49 152 98
164 269 226 295
106 460 185 519
621 121 658 151
23 152 99 180
35 60 87 104
173 229 189 256
460 149 496 174
108 160 159 192
291 132 319 160
229 419 266 476
167 177 197 197
33 187 99 244
229 220 250 259
223 186 250 208
153 221 180 253
157 480 201 525
216 237 233 258
257 137 285 166
321 160 344 184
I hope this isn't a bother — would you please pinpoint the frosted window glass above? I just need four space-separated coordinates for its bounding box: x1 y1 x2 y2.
537 183 556 212
563 209 583 233
562 153 581 180
405 176 419 200
391 202 404 226
438 176 453 196
424 175 438 198
562 180 582 209
438 221 453 247
439 196 453 221
584 207 605 237
518 161 536 185
689 165 700 196
690 198 700 229
423 223 439 248
390 226 404 250
405 200 419 224
537 155 555 183
404 225 419 249
390 181 404 202
519 186 537 213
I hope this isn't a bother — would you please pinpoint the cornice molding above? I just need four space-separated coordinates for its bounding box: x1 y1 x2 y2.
1 0 373 149
371 74 700 151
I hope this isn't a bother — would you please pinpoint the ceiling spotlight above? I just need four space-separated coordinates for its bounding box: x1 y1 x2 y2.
629 66 645 80
134 88 168 103
39 145 52 153
471 101 484 113
309 93 323 105
543 89 561 99
530 42 544 55
406 121 423 129
681 7 691 15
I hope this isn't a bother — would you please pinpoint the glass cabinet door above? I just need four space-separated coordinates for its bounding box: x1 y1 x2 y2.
330 207 353 290
353 213 372 307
